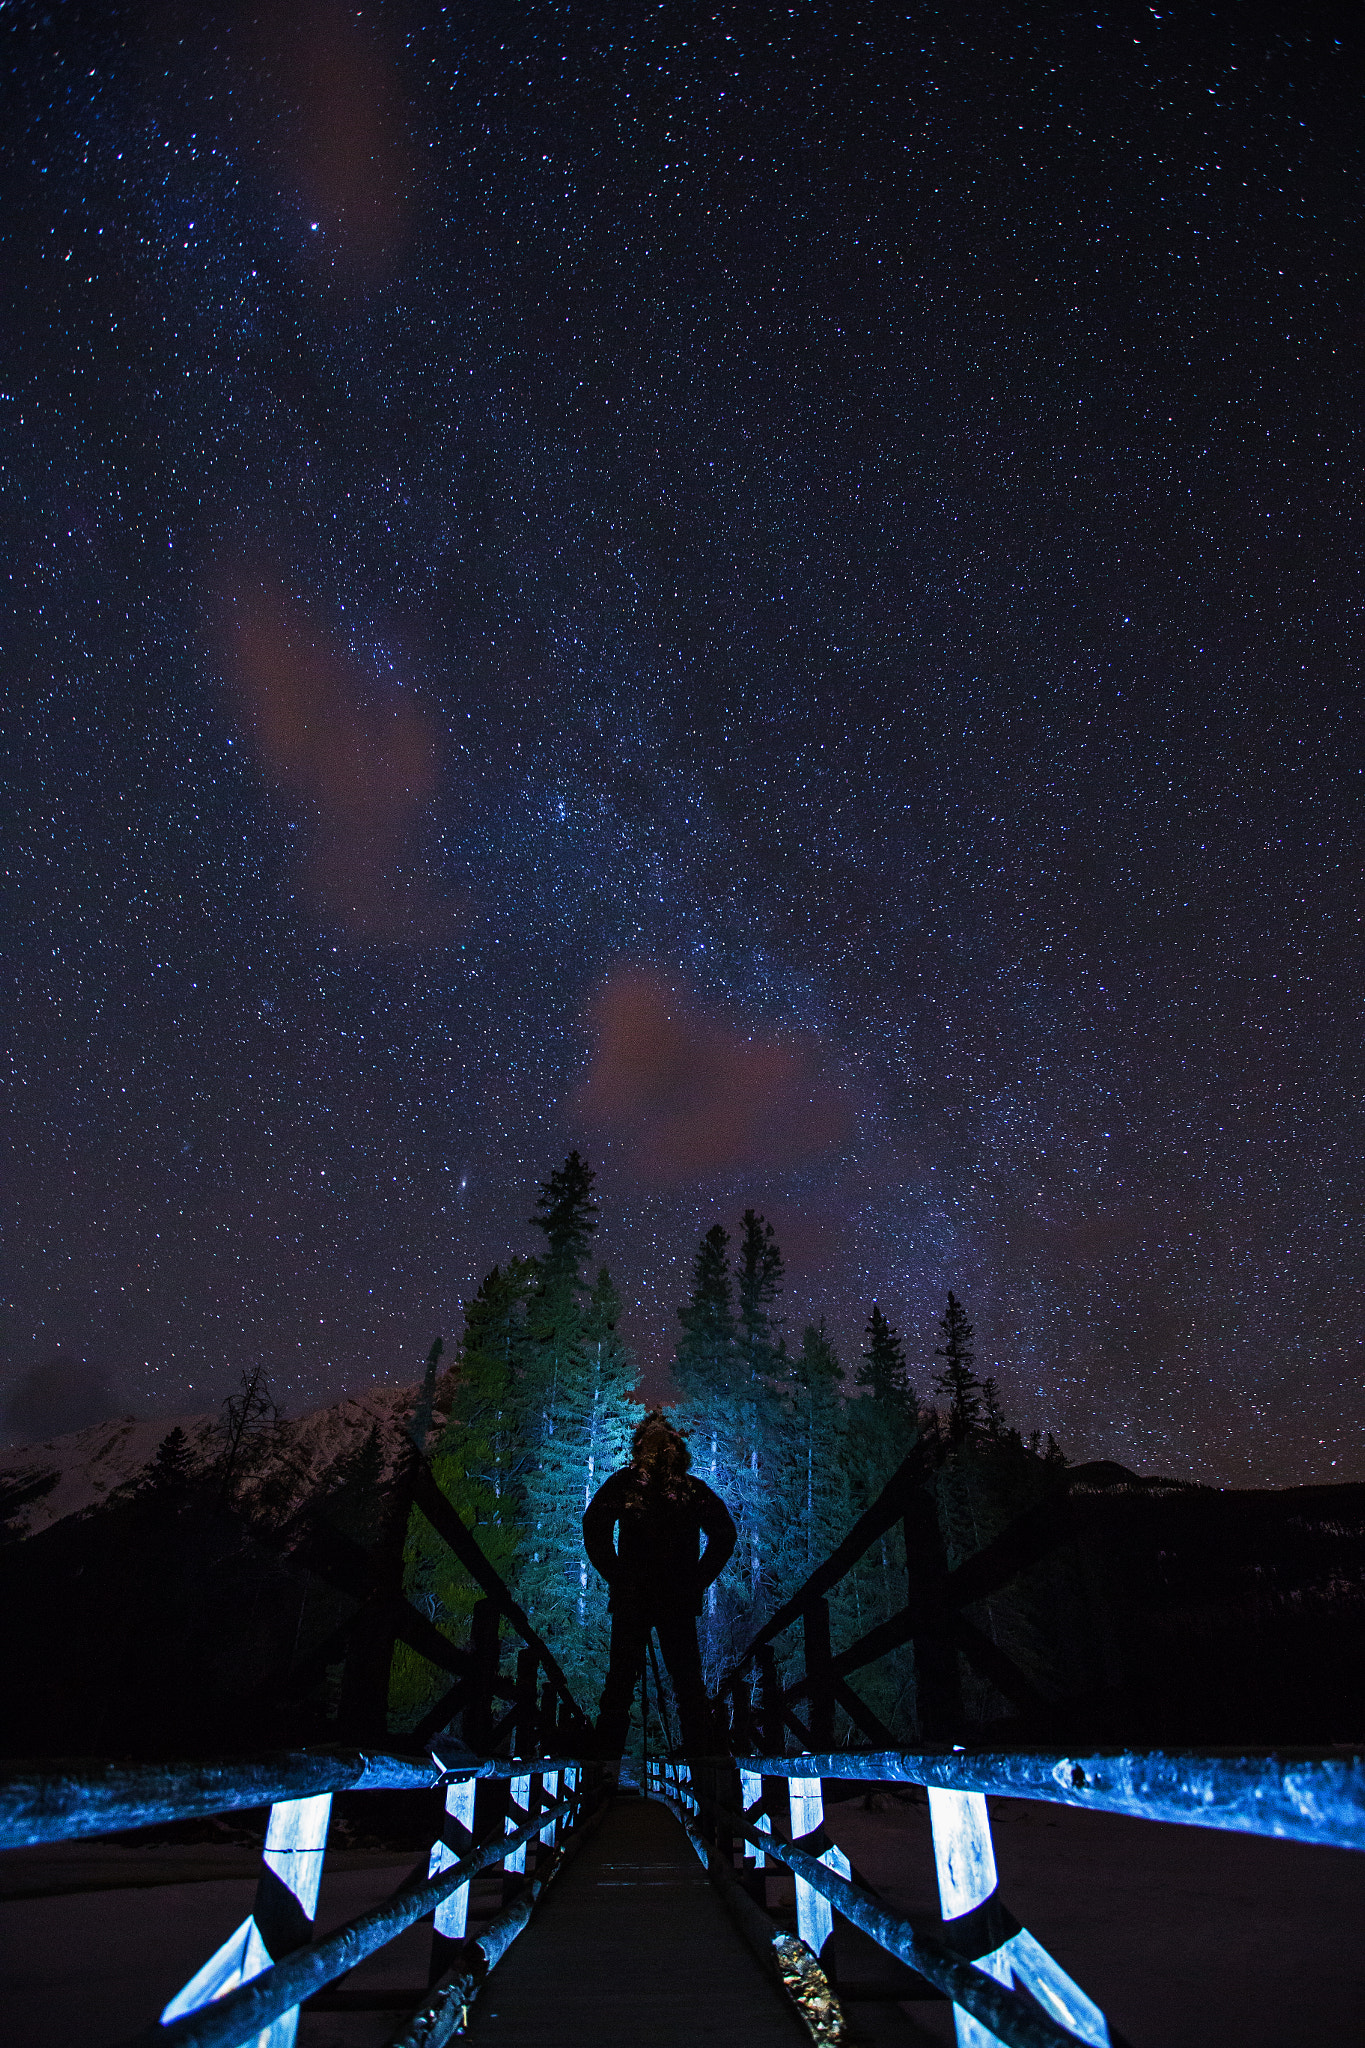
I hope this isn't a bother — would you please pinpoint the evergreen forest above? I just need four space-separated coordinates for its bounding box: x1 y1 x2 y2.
393 1152 1068 1742
4 1148 1362 1762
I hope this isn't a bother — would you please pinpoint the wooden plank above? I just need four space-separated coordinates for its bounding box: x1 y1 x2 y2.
461 1798 809 2047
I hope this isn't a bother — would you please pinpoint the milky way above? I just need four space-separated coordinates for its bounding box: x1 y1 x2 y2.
2 2 1360 1484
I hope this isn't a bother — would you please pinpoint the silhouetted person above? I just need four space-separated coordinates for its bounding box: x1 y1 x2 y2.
583 1408 736 1757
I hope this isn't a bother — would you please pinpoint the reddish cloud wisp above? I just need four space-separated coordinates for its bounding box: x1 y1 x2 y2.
575 970 853 1185
222 571 443 941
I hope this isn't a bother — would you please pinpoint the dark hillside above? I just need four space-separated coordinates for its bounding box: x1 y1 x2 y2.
1044 1475 1365 1745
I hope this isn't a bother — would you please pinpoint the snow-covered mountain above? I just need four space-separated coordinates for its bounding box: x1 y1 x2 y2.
0 1381 439 1541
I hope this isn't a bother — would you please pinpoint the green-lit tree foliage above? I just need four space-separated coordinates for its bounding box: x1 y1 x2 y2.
671 1211 789 1677
520 1266 637 1697
392 1264 532 1730
673 1223 740 1670
775 1319 849 1594
733 1208 786 1613
387 1156 1079 1745
517 1155 640 1706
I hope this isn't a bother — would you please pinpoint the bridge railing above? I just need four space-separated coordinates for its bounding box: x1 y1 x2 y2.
648 1744 1365 2048
328 1446 595 1756
2 1742 602 2048
0 1449 606 2048
671 1432 1365 2048
716 1440 1172 1752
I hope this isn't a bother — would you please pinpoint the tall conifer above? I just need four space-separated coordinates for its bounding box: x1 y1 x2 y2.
517 1155 637 1702
776 1320 848 1595
735 1210 783 1382
675 1224 737 1398
844 1303 921 1740
859 1305 913 1413
733 1209 785 1610
394 1262 531 1729
523 1266 637 1695
934 1292 982 1446
674 1224 741 1666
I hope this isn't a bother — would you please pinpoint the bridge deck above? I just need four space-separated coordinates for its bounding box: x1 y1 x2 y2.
463 1795 810 2048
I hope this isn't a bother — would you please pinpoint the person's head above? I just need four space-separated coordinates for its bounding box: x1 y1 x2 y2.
630 1407 691 1491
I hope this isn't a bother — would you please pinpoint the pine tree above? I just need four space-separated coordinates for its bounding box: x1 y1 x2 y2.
931 1385 1077 1730
849 1302 920 1507
843 1304 922 1742
673 1224 739 1667
520 1266 637 1701
775 1320 848 1594
517 1156 638 1705
731 1210 785 1614
436 1262 533 1583
393 1264 533 1731
675 1224 737 1399
981 1375 1006 1442
859 1305 913 1414
322 1422 388 1552
735 1210 783 1383
519 1153 600 1565
934 1293 981 1447
668 1212 785 1675
529 1149 598 1273
143 1425 196 1500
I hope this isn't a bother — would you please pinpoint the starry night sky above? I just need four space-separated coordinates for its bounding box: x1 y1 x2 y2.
2 1 1360 1483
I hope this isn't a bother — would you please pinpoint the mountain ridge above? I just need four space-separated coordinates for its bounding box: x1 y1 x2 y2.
0 1380 437 1543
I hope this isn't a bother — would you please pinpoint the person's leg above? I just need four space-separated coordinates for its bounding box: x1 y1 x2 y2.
595 1604 649 1757
654 1609 717 1757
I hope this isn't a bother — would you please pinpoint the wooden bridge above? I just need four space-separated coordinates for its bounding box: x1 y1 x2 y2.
3 1443 1364 2047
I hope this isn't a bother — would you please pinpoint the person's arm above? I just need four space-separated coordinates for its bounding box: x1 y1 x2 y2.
582 1470 626 1585
694 1480 737 1589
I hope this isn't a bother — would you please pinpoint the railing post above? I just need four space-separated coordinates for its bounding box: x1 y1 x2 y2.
539 1675 558 1756
739 1768 768 1869
804 1596 836 1749
788 1774 851 1967
464 1596 501 1753
756 1644 784 1754
504 1769 532 1886
514 1647 539 1755
161 1793 332 2045
902 1471 964 1740
929 1788 1001 2048
539 1770 559 1847
428 1776 476 1982
928 1783 1111 2047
